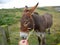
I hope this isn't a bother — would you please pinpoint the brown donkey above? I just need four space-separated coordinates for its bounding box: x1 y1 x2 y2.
20 3 53 45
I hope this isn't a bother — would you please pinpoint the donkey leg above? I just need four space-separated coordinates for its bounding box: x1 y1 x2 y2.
42 36 46 45
38 36 41 45
48 28 51 34
41 33 46 45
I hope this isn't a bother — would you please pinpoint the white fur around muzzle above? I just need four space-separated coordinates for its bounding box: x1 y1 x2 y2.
20 32 28 38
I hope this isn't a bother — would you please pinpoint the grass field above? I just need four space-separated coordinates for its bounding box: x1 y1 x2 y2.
0 7 60 45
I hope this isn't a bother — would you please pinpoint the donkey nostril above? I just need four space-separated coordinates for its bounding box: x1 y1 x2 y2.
22 37 26 39
22 37 24 39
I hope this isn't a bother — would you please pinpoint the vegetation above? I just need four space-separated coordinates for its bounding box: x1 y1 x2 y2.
0 7 60 45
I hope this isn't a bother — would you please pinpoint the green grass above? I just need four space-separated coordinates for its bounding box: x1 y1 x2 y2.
0 7 60 45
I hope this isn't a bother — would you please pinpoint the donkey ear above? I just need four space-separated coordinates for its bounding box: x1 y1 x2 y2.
25 6 28 8
24 6 28 12
30 2 39 13
24 6 28 10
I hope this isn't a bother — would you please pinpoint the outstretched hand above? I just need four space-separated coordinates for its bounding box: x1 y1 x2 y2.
19 40 29 45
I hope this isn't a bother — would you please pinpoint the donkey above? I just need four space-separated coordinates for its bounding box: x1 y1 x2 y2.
20 3 53 45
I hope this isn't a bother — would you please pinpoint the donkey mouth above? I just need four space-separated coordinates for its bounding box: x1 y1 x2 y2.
28 28 32 30
20 32 28 39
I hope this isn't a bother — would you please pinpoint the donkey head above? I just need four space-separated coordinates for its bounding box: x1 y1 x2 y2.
20 3 39 39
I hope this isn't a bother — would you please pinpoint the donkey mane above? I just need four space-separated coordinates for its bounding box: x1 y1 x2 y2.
33 12 39 15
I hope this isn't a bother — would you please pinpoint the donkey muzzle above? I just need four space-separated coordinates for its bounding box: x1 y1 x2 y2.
20 32 28 39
